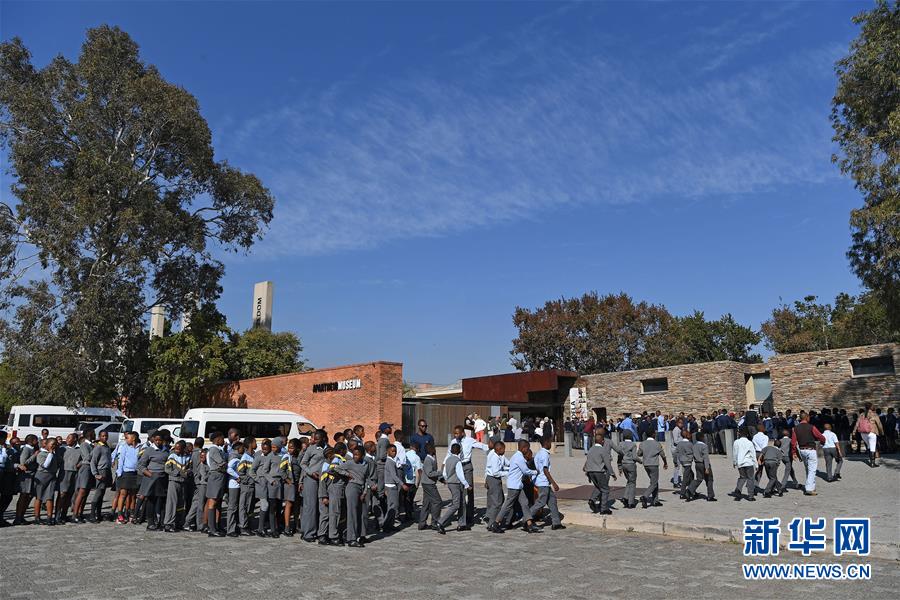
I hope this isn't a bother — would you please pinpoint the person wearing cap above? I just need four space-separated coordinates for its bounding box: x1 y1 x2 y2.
449 424 490 527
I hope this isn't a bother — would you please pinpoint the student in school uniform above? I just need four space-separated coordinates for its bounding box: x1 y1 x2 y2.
88 430 113 522
687 433 716 502
362 440 378 542
317 446 336 543
674 430 695 500
237 437 256 536
204 431 228 537
821 423 843 482
33 437 59 525
185 437 205 530
778 428 798 492
300 429 328 543
448 424 490 527
282 438 301 536
224 440 244 537
490 440 540 534
759 438 783 497
265 438 289 538
71 430 96 523
483 441 509 525
613 430 639 509
752 424 769 486
637 430 667 509
112 432 139 524
435 443 468 534
13 434 39 525
378 443 404 534
670 420 684 487
193 449 209 532
163 439 191 532
530 435 565 530
584 428 616 514
53 436 68 519
418 442 443 530
374 423 392 518
137 431 169 530
252 439 272 537
731 428 758 501
0 431 15 527
333 445 369 547
402 441 422 522
56 433 80 524
326 442 349 544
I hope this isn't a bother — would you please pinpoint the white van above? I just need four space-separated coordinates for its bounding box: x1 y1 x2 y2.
173 408 317 443
122 418 184 443
76 421 123 447
4 405 125 440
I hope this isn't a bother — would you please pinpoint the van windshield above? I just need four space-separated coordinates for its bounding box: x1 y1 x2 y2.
297 422 316 437
6 413 13 427
123 420 134 433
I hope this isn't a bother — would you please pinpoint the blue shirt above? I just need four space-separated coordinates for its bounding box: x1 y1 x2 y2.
116 444 139 476
451 435 489 463
484 451 509 478
656 415 667 433
534 447 551 487
506 451 537 490
621 417 638 440
226 456 240 489
409 432 434 460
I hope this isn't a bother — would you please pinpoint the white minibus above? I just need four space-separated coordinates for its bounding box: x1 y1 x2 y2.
173 408 316 443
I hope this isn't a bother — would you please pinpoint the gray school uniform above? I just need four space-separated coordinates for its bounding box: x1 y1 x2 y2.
823 439 843 480
252 451 270 510
137 445 168 497
164 453 190 527
381 456 404 529
237 452 256 531
60 445 81 495
530 449 561 526
362 455 377 537
761 445 783 494
437 454 465 528
185 447 203 525
671 426 684 483
205 445 227 500
584 440 613 511
674 439 695 495
613 438 638 506
90 442 113 507
1 444 18 496
54 443 67 488
419 454 442 526
283 453 301 503
34 449 58 502
326 458 347 541
333 459 367 541
375 436 389 495
316 462 331 538
266 451 288 501
17 444 38 495
75 441 95 491
193 462 209 530
688 440 714 499
637 438 666 503
300 445 326 540
778 435 797 488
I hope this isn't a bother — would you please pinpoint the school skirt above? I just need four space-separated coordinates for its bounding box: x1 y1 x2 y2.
60 471 78 495
117 471 138 491
283 481 297 503
205 471 225 500
267 480 284 501
34 471 57 502
139 472 167 497
75 466 95 491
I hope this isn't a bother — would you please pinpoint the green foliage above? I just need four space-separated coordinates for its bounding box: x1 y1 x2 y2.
832 1 900 328
761 292 897 354
230 328 304 380
0 26 274 407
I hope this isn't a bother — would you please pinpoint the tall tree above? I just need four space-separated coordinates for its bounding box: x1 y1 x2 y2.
831 1 900 328
0 27 274 406
230 328 305 380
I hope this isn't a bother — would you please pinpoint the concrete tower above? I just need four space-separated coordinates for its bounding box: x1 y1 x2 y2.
251 281 274 330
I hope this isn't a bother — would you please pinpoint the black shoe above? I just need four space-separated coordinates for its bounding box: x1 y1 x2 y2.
164 525 174 532
227 532 239 537
727 491 740 498
835 474 841 480
240 530 254 536
358 536 369 544
524 524 542 534
269 532 280 539
208 529 226 537
188 525 197 532
599 509 612 515
147 523 158 531
0 520 10 528
200 526 209 534
640 497 648 509
418 524 429 530
652 501 663 507
436 524 446 535
456 525 471 532
763 492 772 498
302 536 316 543
283 529 294 537
487 522 504 534
551 524 566 530
317 537 331 545
746 496 756 502
331 539 344 546
707 497 717 502
348 541 363 548
588 499 597 513
733 495 742 501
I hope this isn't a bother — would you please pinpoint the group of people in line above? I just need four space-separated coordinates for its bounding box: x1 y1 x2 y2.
0 419 568 542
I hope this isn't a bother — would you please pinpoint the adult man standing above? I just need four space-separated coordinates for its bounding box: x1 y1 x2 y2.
792 412 825 496
409 420 434 462
655 411 667 442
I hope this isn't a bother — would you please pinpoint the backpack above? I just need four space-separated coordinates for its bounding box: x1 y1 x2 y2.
857 416 871 434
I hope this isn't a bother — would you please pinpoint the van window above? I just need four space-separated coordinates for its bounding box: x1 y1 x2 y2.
18 414 30 426
33 414 79 428
123 420 134 433
296 422 316 437
6 413 13 427
180 421 199 438
78 415 113 423
105 423 122 432
206 421 291 440
141 421 176 434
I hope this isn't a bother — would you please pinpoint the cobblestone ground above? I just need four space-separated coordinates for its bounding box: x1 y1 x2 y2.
1 517 896 599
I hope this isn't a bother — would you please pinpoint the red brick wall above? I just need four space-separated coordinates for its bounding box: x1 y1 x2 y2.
226 361 403 438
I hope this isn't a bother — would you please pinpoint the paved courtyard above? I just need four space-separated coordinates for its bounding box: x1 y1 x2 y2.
1 517 897 599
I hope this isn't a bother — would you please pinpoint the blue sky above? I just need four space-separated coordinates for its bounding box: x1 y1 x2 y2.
1 1 871 383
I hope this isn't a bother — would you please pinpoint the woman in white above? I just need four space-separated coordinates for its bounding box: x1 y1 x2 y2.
852 403 884 468
473 414 487 443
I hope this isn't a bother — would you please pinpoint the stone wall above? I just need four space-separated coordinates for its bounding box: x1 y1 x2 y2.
768 343 899 412
226 361 403 437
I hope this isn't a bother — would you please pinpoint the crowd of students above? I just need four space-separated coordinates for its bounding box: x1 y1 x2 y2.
0 420 568 542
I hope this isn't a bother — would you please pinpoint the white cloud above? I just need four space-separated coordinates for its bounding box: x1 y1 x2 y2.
216 9 844 258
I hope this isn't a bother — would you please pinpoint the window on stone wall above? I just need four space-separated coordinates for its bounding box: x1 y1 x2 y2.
640 377 669 393
850 356 895 377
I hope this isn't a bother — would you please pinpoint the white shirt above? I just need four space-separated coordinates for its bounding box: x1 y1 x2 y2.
474 418 486 433
822 430 838 449
733 437 757 468
393 441 407 466
451 436 489 463
403 449 421 484
508 418 517 430
752 432 769 453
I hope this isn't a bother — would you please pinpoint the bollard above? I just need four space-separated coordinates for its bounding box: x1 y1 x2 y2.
564 431 573 457
664 430 674 457
724 428 735 462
